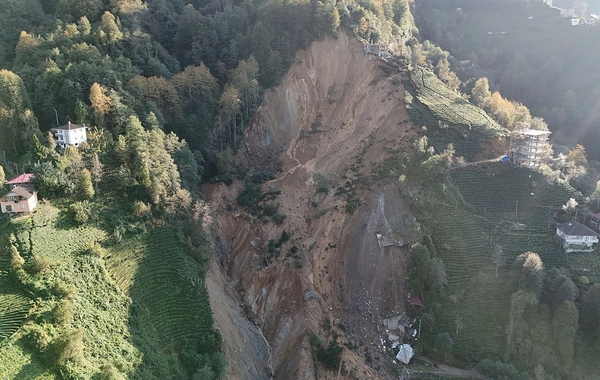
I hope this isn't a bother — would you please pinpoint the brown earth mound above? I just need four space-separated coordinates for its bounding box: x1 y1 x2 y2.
205 31 419 379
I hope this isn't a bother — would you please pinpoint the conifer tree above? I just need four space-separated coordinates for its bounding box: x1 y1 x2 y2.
78 168 95 199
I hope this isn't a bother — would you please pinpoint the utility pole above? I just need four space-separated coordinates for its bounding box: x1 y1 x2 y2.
515 200 519 222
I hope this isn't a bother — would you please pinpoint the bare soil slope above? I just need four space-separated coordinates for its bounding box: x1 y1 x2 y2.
206 31 418 379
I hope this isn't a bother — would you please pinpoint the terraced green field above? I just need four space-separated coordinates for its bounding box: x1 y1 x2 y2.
422 162 584 362
0 224 34 347
405 68 508 158
0 203 219 379
107 227 214 346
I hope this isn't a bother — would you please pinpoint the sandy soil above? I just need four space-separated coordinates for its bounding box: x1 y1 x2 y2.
205 30 420 379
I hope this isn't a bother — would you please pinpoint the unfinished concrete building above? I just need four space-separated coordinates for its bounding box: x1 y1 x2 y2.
509 129 551 169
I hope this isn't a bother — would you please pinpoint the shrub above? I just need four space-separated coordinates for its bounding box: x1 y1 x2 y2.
54 279 76 298
22 323 53 352
475 359 528 380
272 213 286 225
313 173 329 194
51 329 85 376
10 244 25 270
132 200 151 218
309 333 343 370
97 364 127 380
316 340 343 369
27 256 52 275
54 299 75 326
70 200 92 225
86 241 106 257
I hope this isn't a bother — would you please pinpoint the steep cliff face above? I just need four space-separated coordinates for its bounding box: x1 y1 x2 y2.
205 31 418 379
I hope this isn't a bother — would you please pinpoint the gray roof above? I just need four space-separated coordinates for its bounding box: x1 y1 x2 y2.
557 221 599 237
52 122 86 131
512 129 551 136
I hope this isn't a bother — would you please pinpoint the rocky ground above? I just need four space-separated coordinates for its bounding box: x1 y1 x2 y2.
205 30 420 379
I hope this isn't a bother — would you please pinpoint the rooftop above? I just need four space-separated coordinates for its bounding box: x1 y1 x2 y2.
6 173 35 185
3 186 36 199
512 129 552 136
557 221 599 237
52 121 87 131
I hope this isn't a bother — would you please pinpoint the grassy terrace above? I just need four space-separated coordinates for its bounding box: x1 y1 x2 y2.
0 202 219 379
404 68 508 159
421 162 583 362
451 163 582 267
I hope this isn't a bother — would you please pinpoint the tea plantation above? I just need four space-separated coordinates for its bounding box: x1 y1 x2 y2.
0 202 221 379
404 68 508 158
422 162 583 363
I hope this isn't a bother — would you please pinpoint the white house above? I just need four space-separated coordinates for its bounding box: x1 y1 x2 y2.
50 122 88 148
556 221 599 253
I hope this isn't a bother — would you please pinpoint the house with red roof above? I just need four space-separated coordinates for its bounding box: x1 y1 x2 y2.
556 221 599 253
1 174 38 214
6 173 35 189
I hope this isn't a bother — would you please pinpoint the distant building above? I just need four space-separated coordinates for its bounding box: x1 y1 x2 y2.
588 212 600 232
365 43 392 59
571 18 581 26
51 122 88 148
556 221 599 253
509 129 552 169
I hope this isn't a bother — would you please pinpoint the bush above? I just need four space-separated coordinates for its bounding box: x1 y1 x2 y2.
27 256 52 275
313 173 329 193
272 213 286 225
54 279 76 298
70 200 92 225
132 200 151 218
51 329 85 376
22 323 53 352
86 241 106 257
309 333 343 370
10 244 25 270
54 299 75 325
475 359 528 380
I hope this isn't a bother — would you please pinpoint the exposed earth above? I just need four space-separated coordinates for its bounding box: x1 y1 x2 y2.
205 31 425 379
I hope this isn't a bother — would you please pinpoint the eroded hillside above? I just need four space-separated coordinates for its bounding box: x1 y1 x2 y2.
205 31 420 379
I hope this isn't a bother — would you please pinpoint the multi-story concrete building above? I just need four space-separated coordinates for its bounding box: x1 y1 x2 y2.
51 122 88 148
509 129 551 169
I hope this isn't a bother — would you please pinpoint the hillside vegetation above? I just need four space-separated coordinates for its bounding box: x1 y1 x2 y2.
405 68 507 158
415 0 600 159
0 199 222 379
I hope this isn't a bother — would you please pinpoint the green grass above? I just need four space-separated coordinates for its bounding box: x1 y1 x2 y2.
0 342 54 380
436 267 510 362
567 251 600 284
0 201 220 379
404 68 508 158
451 163 581 268
106 226 217 378
419 162 585 363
